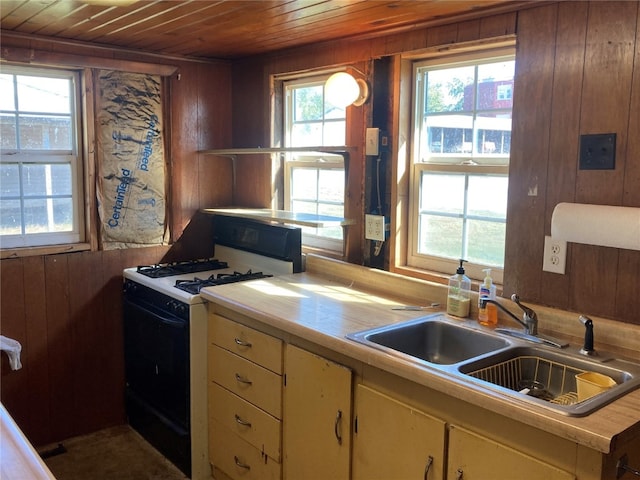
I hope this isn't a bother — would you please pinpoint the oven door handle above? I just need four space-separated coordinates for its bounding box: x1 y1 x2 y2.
124 298 187 329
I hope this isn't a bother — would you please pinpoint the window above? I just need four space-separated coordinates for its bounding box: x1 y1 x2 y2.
0 66 83 249
284 75 346 251
409 50 515 282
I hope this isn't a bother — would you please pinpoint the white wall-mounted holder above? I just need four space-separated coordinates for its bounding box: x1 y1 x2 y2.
551 202 640 251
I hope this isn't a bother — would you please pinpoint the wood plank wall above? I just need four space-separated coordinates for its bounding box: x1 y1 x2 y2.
506 2 640 322
231 2 639 323
0 36 233 446
1 0 639 450
1 247 166 446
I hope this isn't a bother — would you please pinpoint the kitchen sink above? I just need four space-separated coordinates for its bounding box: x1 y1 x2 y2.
346 315 510 365
347 314 640 416
459 346 640 416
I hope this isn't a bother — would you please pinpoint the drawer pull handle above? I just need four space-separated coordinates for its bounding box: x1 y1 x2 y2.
334 409 343 445
234 337 252 348
423 455 434 479
455 468 464 480
617 454 640 478
234 456 251 470
234 414 252 428
235 373 253 385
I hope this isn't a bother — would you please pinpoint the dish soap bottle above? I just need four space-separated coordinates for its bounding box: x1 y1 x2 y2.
447 259 471 318
478 268 498 326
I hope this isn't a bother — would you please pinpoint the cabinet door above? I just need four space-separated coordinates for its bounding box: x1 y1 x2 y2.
447 424 575 480
283 345 352 480
352 384 446 480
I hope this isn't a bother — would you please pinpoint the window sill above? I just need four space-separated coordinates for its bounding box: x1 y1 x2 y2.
0 243 91 259
391 264 504 295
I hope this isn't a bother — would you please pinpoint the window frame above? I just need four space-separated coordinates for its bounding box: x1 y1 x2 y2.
282 74 347 252
0 65 85 250
407 48 516 283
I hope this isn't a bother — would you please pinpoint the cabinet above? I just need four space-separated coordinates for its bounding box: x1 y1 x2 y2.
352 384 445 480
283 345 352 480
208 314 283 480
447 424 575 480
353 384 575 480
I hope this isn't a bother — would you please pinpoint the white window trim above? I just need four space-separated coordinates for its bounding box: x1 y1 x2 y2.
282 74 346 252
0 65 84 249
407 48 515 284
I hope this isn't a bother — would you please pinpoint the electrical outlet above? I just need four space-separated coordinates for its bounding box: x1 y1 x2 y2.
542 235 567 274
365 214 385 241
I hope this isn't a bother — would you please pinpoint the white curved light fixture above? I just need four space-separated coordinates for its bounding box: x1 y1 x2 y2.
325 72 369 107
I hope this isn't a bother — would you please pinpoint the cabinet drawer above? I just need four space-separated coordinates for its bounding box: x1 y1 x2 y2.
209 382 281 462
210 345 282 418
210 314 283 374
210 420 281 480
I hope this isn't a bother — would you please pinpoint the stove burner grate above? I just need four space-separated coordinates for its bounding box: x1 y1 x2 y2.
137 258 229 278
174 270 273 294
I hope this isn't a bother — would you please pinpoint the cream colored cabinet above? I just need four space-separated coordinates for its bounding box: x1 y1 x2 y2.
352 384 446 480
353 385 575 480
208 313 283 480
447 424 575 480
283 344 352 480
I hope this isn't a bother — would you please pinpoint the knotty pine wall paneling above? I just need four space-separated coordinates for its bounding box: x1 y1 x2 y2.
170 61 234 236
616 8 640 322
504 4 558 303
230 61 277 208
0 247 171 446
505 2 640 323
538 2 588 308
569 1 638 319
0 35 233 445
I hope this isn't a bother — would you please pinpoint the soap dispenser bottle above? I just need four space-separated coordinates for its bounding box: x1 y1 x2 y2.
478 268 498 326
447 259 471 317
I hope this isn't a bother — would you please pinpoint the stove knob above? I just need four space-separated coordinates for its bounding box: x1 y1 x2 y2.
123 280 138 294
166 300 188 316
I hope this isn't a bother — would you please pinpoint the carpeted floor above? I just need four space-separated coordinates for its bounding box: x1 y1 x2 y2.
41 425 188 480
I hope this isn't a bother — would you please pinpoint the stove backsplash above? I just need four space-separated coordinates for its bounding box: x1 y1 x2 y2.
213 215 302 272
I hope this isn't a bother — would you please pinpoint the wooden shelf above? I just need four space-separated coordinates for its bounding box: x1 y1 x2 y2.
202 208 355 228
199 147 353 156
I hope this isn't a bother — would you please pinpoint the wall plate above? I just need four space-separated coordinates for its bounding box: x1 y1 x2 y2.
579 133 616 170
365 214 385 241
542 235 566 274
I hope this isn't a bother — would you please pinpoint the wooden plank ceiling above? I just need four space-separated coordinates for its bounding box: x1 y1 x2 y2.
1 0 516 60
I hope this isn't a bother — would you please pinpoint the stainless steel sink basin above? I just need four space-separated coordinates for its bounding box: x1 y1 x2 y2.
347 314 640 416
346 315 510 365
459 346 640 416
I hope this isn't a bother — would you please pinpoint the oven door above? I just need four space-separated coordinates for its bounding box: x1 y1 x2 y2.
123 297 190 429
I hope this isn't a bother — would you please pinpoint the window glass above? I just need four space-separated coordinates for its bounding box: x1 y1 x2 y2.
284 75 346 250
410 51 515 282
0 66 82 248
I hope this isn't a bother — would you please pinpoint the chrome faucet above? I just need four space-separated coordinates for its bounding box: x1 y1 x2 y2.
479 293 538 335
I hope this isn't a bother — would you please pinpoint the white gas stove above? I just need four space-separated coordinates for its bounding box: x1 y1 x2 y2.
122 216 301 479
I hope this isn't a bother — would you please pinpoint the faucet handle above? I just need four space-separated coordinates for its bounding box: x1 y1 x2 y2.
510 294 538 335
579 315 596 355
510 294 537 320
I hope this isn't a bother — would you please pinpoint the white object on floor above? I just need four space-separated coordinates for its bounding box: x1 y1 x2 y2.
1 403 57 479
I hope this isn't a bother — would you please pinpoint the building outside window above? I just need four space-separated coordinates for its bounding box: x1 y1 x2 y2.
0 66 83 249
283 75 346 252
409 50 515 283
